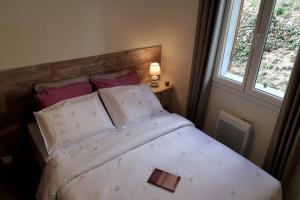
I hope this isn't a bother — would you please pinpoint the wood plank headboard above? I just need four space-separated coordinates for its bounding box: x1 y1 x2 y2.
0 45 161 156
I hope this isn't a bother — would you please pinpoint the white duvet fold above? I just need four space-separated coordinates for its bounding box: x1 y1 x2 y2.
37 113 193 200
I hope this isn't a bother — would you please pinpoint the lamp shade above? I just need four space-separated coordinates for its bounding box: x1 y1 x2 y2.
149 63 161 76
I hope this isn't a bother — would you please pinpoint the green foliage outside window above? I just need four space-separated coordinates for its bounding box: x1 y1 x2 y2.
230 0 300 92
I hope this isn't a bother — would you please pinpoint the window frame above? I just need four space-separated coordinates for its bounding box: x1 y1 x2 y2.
244 0 282 105
213 0 288 107
213 0 245 92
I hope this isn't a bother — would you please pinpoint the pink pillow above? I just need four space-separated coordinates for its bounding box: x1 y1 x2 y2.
91 71 139 89
35 82 92 109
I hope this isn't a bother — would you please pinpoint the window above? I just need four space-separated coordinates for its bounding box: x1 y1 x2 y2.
254 0 300 98
219 0 261 83
215 0 300 102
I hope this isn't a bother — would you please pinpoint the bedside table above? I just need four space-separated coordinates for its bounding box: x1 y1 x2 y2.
149 82 172 112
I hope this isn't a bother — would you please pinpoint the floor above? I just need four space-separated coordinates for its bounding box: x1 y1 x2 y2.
0 135 41 200
0 166 23 200
0 162 40 200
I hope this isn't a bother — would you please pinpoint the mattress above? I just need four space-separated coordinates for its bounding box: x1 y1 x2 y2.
37 113 282 200
28 122 49 169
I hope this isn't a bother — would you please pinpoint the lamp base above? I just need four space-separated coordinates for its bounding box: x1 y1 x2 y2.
151 75 159 88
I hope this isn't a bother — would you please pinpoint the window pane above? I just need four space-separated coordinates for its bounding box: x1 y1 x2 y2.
220 0 261 83
254 0 300 98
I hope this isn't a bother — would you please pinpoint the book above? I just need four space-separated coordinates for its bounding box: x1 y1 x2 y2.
147 168 181 193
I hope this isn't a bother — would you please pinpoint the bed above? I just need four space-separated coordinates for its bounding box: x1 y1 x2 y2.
29 78 282 200
28 122 49 169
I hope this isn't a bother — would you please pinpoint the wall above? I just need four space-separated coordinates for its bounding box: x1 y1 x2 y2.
0 0 198 115
203 83 279 166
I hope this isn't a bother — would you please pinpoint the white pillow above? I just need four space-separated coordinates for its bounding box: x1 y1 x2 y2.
99 83 164 127
34 92 114 155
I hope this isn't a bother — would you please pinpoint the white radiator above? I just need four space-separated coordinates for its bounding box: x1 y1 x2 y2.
215 111 252 156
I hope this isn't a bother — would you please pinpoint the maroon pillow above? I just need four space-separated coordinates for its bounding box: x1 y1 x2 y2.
91 71 139 89
35 82 92 109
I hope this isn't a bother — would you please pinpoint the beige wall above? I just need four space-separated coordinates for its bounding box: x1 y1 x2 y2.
0 0 198 115
203 83 280 166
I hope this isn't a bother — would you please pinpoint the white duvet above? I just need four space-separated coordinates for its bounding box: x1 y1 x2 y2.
37 113 282 200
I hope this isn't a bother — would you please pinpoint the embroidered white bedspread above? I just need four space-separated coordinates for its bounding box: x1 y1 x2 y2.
37 113 282 200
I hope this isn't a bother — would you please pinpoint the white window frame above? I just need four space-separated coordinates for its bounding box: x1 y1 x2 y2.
213 0 288 108
244 0 282 105
213 0 245 92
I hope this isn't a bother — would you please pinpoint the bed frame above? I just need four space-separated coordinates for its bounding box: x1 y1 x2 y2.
0 45 161 159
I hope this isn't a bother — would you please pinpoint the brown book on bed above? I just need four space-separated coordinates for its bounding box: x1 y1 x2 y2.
147 168 181 193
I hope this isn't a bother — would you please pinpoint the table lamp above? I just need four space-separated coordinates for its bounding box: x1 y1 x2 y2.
149 62 161 88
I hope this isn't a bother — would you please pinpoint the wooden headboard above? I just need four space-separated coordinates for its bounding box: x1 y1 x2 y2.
0 45 161 156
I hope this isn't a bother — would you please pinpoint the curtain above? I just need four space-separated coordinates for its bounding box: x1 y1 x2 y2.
186 0 225 129
263 48 300 189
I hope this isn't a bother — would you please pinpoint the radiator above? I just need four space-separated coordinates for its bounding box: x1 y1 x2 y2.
215 111 252 156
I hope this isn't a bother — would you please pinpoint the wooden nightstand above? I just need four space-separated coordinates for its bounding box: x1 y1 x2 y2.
149 81 172 112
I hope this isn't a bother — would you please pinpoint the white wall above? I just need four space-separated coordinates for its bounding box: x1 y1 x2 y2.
203 83 280 166
0 0 199 115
